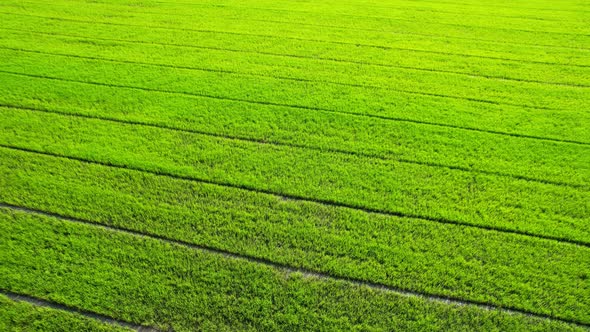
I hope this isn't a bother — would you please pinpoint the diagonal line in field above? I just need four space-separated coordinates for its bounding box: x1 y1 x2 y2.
2 103 586 189
0 290 158 331
0 144 588 248
398 0 590 14
1 202 589 328
1 70 587 147
11 0 590 40
2 27 589 88
1 38 587 89
1 11 589 67
1 46 583 112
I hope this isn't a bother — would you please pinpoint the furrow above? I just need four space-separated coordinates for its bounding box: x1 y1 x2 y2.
2 37 586 88
1 143 587 248
111 0 590 42
1 290 156 331
1 70 586 146
140 1 564 22
1 46 580 111
399 0 590 13
243 17 590 52
17 0 580 26
2 103 584 189
2 202 589 329
1 11 589 68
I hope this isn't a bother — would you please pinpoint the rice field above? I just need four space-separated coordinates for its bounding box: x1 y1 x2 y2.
0 0 589 331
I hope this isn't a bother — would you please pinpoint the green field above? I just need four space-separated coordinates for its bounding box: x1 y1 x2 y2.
0 0 589 330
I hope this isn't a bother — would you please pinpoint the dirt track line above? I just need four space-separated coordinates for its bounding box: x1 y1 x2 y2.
1 144 588 249
1 203 589 328
2 40 587 88
2 70 588 148
3 103 585 189
1 290 158 331
1 11 589 67
0 46 574 111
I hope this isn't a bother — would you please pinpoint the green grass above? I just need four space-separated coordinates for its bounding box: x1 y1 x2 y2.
1 109 588 244
3 12 590 82
2 0 590 50
0 73 588 188
0 30 588 143
0 208 586 332
0 294 130 332
0 0 588 330
1 147 589 324
1 36 589 112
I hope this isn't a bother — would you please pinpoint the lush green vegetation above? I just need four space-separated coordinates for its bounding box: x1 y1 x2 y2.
0 0 588 330
1 146 589 324
1 109 588 245
0 71 589 187
1 209 587 331
1 40 589 134
0 294 130 332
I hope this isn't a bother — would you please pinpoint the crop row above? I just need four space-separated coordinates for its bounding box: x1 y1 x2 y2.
370 0 590 16
0 206 588 330
71 0 590 22
143 0 590 23
2 10 590 84
9 0 590 34
1 7 589 69
3 23 590 94
67 0 590 33
2 0 589 50
4 27 590 91
0 106 588 237
0 294 130 332
3 28 590 90
0 46 588 141
1 75 588 188
1 37 586 113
